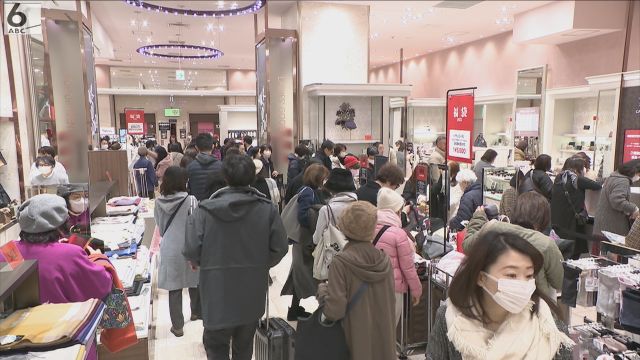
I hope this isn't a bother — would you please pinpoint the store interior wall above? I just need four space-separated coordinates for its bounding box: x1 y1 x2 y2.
228 70 257 91
369 11 638 98
219 111 258 143
112 95 227 143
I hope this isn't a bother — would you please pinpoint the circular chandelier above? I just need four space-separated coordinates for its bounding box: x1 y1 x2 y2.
136 44 224 60
123 0 266 18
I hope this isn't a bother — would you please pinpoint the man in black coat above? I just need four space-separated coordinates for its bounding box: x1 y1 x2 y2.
186 133 225 201
183 154 288 360
313 139 334 170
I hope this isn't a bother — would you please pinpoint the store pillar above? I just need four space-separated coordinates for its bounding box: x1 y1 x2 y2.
255 29 298 177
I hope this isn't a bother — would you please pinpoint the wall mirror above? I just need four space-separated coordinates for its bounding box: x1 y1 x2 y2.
513 65 547 161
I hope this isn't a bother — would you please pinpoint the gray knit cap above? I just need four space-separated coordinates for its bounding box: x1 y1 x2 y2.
18 194 69 233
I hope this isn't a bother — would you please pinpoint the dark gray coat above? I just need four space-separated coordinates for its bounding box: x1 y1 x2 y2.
594 172 637 237
183 187 288 330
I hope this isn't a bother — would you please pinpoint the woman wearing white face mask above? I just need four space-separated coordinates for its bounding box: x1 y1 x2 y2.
57 184 90 229
330 143 347 169
427 228 573 360
31 156 69 186
259 144 278 178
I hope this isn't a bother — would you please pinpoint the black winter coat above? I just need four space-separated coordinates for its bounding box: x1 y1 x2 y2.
356 181 381 206
186 153 224 201
313 150 332 170
449 182 483 231
551 176 601 238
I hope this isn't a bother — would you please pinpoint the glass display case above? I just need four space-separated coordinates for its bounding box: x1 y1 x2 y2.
472 97 515 167
304 84 411 156
405 99 446 164
481 167 517 206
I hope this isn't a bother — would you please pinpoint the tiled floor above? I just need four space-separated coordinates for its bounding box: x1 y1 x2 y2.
150 246 425 359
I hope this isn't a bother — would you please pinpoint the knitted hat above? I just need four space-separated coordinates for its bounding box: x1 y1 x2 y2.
324 168 356 193
377 187 404 212
18 194 69 233
253 159 264 175
343 155 359 169
339 201 378 242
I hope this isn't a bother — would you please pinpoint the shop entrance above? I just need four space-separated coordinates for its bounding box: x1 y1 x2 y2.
118 113 157 138
189 113 220 140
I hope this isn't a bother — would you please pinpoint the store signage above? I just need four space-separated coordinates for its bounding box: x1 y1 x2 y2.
623 129 640 162
100 127 116 137
179 128 186 139
119 129 127 144
164 108 180 117
3 2 41 35
175 70 185 81
415 164 428 196
447 93 474 164
514 107 540 137
125 109 145 135
158 122 171 131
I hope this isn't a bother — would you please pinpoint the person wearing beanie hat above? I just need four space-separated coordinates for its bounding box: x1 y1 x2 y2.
374 188 423 325
343 155 361 186
0 194 113 356
316 201 396 360
312 169 358 246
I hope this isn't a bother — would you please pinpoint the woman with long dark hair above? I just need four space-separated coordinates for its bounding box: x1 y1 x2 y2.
154 145 172 181
427 228 573 359
551 157 601 257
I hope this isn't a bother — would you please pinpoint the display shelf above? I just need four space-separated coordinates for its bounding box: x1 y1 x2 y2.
0 218 17 235
484 192 503 202
0 260 39 309
559 149 595 154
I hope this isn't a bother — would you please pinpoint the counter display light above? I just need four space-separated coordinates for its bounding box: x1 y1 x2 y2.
123 0 265 18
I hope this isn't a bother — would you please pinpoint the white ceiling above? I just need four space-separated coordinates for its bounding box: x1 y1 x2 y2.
91 0 551 73
364 0 551 67
91 1 258 70
110 67 228 90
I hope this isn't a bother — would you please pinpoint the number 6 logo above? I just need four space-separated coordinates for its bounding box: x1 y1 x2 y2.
8 3 27 27
4 2 41 35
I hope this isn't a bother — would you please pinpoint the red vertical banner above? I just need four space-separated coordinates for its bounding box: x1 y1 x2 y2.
446 93 474 164
125 109 145 135
623 129 640 162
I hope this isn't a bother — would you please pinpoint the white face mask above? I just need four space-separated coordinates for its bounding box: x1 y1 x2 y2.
69 197 88 213
481 272 536 314
38 165 53 177
263 151 271 159
339 151 347 158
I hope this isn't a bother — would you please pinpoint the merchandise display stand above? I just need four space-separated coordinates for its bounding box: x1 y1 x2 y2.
481 167 517 206
95 196 157 360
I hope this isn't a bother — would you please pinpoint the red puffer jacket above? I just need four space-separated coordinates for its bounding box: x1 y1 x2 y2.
374 210 422 297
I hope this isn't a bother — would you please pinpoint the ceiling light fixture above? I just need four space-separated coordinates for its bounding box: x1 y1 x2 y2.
123 0 265 18
137 44 224 60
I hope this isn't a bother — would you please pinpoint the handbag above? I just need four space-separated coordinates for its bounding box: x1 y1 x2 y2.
295 282 368 360
100 287 131 329
280 187 311 243
312 205 348 281
562 182 588 226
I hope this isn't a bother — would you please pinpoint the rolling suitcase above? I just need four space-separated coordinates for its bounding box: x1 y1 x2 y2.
254 279 295 360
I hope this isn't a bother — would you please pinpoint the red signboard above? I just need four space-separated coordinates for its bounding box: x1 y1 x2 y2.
623 129 640 162
446 93 474 164
125 109 145 135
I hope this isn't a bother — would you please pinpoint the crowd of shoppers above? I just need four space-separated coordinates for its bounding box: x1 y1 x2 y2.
14 131 640 360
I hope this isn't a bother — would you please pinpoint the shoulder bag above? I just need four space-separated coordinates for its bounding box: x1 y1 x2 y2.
294 282 368 360
280 187 311 243
562 182 588 226
161 196 188 235
312 205 348 281
373 225 391 246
